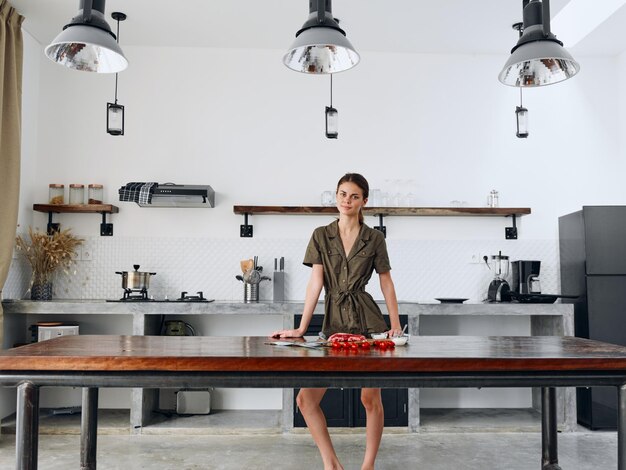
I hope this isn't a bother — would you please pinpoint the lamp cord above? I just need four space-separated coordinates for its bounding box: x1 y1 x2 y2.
519 87 523 107
114 17 121 104
330 74 333 107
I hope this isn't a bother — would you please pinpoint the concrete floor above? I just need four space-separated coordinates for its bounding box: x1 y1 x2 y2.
0 409 618 468
0 430 617 469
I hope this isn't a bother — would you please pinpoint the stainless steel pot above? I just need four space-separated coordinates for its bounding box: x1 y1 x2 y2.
115 265 156 290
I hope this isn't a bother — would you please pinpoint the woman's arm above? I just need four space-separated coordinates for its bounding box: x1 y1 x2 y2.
379 271 402 336
270 264 324 338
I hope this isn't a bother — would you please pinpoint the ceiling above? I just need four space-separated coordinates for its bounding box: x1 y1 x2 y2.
9 0 626 57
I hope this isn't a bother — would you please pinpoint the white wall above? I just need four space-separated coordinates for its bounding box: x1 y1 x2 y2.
24 47 624 240
5 41 626 412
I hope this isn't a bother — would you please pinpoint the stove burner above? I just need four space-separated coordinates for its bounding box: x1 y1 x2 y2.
177 291 208 302
121 288 150 301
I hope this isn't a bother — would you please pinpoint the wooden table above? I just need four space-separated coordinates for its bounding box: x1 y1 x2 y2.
1 335 626 470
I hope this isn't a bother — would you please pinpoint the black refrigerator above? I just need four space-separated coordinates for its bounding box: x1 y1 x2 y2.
559 206 626 430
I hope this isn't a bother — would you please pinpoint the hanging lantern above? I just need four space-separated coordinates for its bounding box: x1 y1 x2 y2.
325 74 338 139
516 87 529 138
516 105 529 138
325 106 338 139
107 102 124 135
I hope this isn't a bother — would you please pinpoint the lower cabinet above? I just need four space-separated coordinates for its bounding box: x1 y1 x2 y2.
294 314 408 428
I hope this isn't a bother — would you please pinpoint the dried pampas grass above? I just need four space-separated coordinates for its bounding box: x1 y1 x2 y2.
15 227 83 285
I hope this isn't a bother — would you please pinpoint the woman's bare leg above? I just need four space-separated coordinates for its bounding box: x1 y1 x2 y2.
361 388 384 470
297 388 343 470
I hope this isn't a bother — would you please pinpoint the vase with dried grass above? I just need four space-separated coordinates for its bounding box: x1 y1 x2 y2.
15 227 83 301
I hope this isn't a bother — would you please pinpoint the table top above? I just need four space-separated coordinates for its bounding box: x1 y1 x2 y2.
2 335 626 373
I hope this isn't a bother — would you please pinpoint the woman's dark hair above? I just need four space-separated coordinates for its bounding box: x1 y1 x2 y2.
336 173 369 224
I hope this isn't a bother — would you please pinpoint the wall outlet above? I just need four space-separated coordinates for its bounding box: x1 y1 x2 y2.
81 243 94 261
71 248 81 261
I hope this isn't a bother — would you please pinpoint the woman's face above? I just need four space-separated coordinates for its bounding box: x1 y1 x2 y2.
336 181 367 216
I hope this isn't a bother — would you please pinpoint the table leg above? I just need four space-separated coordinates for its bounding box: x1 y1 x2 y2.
541 387 561 470
16 382 39 470
80 388 99 470
617 385 626 470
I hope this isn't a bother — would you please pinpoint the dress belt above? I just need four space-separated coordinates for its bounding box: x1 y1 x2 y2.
331 289 365 306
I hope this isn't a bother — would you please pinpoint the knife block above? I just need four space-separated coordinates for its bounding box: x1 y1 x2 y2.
273 272 285 302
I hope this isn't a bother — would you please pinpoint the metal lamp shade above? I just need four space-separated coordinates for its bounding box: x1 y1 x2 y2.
107 102 124 135
499 35 579 87
283 26 360 74
45 24 128 73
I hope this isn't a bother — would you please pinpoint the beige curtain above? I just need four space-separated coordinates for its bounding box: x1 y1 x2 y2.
0 1 24 349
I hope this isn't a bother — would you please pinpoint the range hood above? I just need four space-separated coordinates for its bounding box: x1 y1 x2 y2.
118 183 215 207
140 184 215 208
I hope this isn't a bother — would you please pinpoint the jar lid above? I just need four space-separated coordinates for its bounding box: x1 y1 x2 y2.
70 184 84 188
49 184 64 188
88 184 103 189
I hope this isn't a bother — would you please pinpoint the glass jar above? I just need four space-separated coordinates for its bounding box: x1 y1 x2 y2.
488 190 499 208
48 184 64 205
69 184 85 205
88 184 103 204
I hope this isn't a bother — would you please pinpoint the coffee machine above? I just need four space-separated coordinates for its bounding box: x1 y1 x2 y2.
486 251 511 302
511 260 541 294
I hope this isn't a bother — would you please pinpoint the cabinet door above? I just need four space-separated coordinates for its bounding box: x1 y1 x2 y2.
353 388 409 427
583 206 626 275
586 276 626 346
294 388 352 428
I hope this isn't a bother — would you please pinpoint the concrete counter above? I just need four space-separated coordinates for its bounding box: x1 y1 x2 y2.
1 300 575 432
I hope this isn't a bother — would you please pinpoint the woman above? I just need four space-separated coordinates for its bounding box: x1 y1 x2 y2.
271 173 402 470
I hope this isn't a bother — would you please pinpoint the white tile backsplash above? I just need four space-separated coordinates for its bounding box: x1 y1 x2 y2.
3 235 560 303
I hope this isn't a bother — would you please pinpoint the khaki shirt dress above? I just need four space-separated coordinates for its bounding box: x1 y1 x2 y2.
303 219 391 337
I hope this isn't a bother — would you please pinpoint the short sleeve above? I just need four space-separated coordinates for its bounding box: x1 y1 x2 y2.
303 230 322 267
373 233 391 273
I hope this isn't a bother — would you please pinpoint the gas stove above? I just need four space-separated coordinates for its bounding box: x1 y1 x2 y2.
121 288 150 301
107 290 214 303
177 291 211 302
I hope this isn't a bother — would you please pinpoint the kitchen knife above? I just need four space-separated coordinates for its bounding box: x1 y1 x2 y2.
280 257 284 272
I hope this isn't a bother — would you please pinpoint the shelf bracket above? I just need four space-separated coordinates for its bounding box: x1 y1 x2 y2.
374 214 387 238
240 213 253 238
505 214 518 240
100 212 114 236
46 212 60 235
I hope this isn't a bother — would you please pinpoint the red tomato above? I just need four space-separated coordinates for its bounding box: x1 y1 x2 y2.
361 342 371 349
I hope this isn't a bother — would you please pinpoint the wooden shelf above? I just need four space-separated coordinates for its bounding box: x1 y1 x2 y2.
233 205 530 217
233 206 530 239
33 204 119 236
33 204 119 214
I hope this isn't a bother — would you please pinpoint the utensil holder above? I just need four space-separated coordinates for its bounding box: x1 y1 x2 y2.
244 282 259 303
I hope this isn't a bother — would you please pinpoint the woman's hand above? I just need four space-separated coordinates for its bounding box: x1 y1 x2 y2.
387 328 404 338
270 328 304 338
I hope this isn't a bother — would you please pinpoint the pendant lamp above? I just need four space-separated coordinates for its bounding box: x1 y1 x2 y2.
45 0 128 73
499 0 579 87
284 0 359 74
